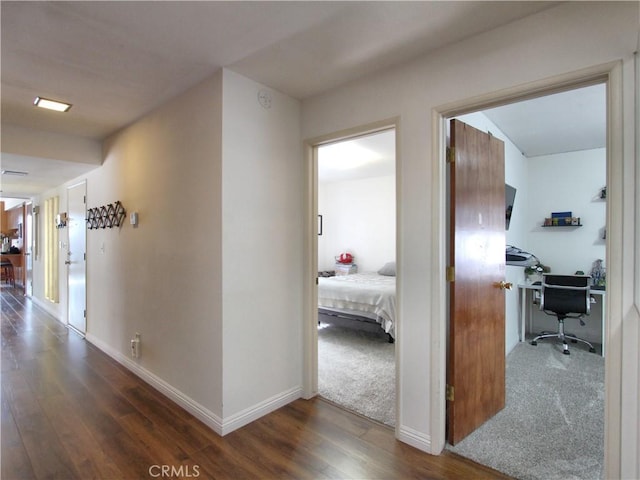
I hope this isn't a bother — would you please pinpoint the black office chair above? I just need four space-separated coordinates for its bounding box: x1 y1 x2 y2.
530 274 596 355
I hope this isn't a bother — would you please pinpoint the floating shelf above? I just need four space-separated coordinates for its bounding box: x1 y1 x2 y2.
542 224 582 227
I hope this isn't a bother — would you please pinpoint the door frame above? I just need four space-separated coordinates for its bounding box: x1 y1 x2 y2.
430 62 624 475
302 117 401 426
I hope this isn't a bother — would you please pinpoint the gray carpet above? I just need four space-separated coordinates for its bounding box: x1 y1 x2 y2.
448 341 604 480
318 314 395 426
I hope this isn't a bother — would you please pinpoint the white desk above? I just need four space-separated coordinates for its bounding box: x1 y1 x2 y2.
517 283 606 356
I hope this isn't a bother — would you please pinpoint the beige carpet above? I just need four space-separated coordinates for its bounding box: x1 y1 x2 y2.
317 313 395 426
448 340 604 480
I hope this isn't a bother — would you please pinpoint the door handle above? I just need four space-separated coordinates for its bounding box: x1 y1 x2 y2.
65 260 71 265
497 281 513 290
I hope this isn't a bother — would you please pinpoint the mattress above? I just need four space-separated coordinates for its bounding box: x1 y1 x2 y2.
318 272 396 338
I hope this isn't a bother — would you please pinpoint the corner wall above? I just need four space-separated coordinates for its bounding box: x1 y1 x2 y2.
220 70 304 426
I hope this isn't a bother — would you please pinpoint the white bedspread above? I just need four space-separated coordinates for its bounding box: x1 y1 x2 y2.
318 272 396 338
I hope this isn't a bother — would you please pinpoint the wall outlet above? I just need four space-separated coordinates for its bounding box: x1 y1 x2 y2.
131 333 141 358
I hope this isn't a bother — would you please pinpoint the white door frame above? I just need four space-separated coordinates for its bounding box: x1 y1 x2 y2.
303 118 401 423
430 61 625 477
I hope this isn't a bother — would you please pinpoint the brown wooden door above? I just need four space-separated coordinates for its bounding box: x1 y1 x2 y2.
447 119 506 445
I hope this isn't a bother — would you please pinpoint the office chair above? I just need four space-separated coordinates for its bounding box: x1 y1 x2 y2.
530 274 596 355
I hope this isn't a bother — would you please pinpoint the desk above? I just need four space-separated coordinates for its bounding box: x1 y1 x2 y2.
517 283 606 356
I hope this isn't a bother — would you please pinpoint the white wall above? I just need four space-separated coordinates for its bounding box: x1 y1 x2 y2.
49 74 226 425
318 175 395 272
526 148 606 342
301 3 638 470
220 70 304 424
28 68 306 435
455 111 530 354
526 148 606 275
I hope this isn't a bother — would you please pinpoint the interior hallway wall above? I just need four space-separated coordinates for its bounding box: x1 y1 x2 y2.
83 73 225 421
220 69 304 426
301 2 638 464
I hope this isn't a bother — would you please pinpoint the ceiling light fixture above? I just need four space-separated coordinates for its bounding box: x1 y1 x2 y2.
1 170 29 176
33 96 72 112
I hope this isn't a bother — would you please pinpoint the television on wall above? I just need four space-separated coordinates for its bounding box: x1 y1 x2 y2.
505 183 516 230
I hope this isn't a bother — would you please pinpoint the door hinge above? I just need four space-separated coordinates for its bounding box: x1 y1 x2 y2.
446 147 455 164
446 384 454 402
316 277 319 285
83 195 86 204
446 266 455 282
83 309 86 318
83 253 86 261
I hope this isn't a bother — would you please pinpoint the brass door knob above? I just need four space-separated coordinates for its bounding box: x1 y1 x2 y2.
498 281 513 290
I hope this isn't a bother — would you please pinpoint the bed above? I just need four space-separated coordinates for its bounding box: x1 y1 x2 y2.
318 271 397 340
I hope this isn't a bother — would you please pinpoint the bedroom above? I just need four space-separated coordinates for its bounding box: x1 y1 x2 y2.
316 128 397 426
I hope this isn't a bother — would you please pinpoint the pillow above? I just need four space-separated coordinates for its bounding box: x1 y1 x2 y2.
377 261 396 276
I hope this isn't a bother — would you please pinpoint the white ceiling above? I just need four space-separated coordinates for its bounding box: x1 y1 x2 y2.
3 1 598 199
484 83 606 158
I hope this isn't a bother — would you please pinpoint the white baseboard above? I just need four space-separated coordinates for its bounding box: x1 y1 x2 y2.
398 425 432 453
30 296 63 323
220 386 302 435
85 333 225 435
84 333 302 437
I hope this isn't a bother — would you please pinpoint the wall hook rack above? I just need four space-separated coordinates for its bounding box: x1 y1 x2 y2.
87 201 126 229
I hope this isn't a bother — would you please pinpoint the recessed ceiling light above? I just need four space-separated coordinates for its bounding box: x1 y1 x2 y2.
1 170 29 176
33 96 72 112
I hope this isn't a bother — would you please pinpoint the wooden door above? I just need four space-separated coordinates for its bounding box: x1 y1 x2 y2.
447 119 506 445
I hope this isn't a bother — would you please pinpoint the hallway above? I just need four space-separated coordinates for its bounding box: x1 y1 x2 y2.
1 287 510 479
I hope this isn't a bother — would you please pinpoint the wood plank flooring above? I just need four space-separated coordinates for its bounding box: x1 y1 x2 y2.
1 286 512 479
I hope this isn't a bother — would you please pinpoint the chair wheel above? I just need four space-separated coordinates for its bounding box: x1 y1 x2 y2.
530 341 537 346
589 347 596 353
563 349 570 355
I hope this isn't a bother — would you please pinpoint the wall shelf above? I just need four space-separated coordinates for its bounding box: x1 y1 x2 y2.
542 224 582 228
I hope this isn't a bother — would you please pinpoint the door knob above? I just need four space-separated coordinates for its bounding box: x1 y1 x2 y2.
498 281 513 290
65 260 71 265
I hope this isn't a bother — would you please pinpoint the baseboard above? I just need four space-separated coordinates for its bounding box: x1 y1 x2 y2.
220 386 302 435
30 295 61 321
85 333 302 438
85 333 224 435
398 425 432 453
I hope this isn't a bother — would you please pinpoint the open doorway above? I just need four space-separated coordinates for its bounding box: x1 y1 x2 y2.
315 127 397 426
444 83 607 479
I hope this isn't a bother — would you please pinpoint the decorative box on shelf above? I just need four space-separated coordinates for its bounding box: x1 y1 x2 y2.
335 263 357 275
543 211 581 227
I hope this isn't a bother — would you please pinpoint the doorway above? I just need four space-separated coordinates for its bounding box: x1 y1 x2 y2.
67 181 87 335
313 125 398 426
440 72 620 476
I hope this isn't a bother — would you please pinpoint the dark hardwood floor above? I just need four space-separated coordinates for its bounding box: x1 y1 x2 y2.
1 286 511 479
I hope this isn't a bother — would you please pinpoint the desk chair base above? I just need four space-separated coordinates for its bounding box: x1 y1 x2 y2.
530 319 596 355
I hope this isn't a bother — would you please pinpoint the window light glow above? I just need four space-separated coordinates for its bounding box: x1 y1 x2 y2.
33 96 72 112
